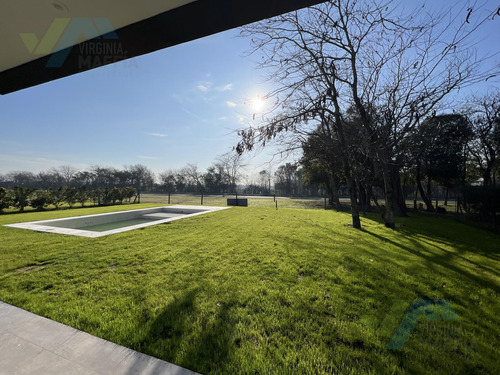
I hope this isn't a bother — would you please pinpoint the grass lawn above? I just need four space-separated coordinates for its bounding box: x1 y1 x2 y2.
140 193 330 209
0 204 498 374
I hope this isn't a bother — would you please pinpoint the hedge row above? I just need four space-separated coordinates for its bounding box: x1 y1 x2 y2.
0 186 137 212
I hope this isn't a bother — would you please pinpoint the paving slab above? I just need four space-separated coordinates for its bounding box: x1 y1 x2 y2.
0 304 38 334
9 313 78 352
0 333 44 375
16 349 98 375
0 301 199 375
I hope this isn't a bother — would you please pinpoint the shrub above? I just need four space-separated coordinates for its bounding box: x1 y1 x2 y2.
31 190 51 210
463 185 500 221
0 187 12 211
75 186 89 207
65 187 78 207
49 187 67 208
124 186 137 202
110 187 122 204
12 187 34 212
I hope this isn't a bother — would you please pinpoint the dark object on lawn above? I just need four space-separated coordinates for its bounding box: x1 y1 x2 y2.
227 198 248 207
437 207 447 214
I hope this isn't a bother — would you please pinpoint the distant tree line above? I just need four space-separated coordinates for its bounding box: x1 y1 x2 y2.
250 163 333 197
0 153 331 215
0 164 154 191
0 164 151 212
158 153 325 196
0 186 138 213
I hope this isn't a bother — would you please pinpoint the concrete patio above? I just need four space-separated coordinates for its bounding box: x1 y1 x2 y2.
0 300 198 375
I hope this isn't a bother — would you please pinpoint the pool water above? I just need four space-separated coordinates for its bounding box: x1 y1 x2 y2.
76 218 161 232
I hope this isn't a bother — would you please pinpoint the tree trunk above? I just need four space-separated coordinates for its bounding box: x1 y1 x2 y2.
417 179 433 211
414 184 418 210
444 186 449 205
365 185 373 213
342 155 361 228
416 161 434 211
372 192 380 209
483 168 492 186
328 82 360 228
426 176 432 207
435 184 439 210
390 165 407 216
347 175 361 229
358 183 367 214
328 172 341 211
380 162 396 229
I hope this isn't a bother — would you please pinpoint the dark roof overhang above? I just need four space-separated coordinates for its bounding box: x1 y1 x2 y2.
0 0 324 95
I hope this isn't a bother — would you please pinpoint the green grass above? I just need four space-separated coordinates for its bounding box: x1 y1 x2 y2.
0 204 498 374
141 193 330 209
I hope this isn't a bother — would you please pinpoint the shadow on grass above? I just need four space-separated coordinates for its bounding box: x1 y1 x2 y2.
360 212 500 273
396 214 500 259
361 229 500 294
408 235 499 277
132 288 236 374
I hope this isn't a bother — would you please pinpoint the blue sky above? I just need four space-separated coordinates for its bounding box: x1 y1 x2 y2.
0 0 498 180
0 27 275 178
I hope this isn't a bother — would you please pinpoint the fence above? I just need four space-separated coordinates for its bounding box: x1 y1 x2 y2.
140 193 334 210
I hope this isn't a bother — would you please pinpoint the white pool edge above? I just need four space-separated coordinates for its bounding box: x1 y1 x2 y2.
4 205 230 238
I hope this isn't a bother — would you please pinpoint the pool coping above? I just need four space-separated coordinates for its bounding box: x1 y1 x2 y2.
4 205 230 238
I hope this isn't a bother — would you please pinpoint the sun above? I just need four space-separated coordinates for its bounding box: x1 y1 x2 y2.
251 97 265 112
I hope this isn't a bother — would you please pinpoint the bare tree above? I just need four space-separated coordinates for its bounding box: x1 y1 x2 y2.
5 171 36 188
182 163 204 192
55 165 78 186
124 164 155 202
466 90 500 186
237 0 499 228
258 169 272 193
216 152 246 194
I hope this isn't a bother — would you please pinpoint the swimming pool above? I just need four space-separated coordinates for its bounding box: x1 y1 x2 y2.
4 205 229 237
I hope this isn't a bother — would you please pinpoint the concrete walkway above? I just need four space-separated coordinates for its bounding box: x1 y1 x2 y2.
0 301 199 375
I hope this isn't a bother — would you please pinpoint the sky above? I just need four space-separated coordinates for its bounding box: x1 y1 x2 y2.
0 27 274 179
0 0 498 181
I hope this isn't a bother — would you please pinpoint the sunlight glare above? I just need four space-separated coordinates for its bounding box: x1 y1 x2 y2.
252 97 265 112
